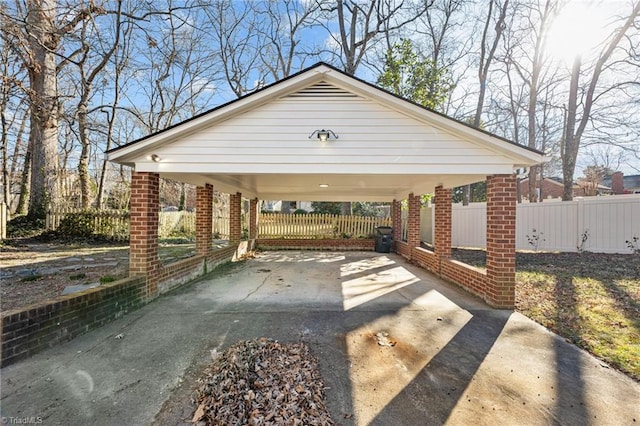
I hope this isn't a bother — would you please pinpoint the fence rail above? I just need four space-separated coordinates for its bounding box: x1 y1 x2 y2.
46 207 129 239
258 213 391 239
45 208 201 239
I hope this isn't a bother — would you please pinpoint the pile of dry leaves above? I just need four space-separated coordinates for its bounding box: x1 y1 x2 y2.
192 338 334 425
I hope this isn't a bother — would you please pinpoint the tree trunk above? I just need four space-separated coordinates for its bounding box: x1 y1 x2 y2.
562 55 581 201
16 144 31 215
560 2 640 201
1 102 9 206
26 0 60 219
340 202 352 216
77 104 91 209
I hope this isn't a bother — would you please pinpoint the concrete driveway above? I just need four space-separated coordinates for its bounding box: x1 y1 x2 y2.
1 251 639 425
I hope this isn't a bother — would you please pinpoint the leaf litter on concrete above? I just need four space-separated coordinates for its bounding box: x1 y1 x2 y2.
192 338 334 425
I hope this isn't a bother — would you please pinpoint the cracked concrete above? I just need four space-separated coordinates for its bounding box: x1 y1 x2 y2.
1 251 639 425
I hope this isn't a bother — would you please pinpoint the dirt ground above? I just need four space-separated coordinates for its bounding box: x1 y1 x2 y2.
0 240 195 311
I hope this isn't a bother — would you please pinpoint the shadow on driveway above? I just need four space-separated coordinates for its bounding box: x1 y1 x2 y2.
1 251 638 425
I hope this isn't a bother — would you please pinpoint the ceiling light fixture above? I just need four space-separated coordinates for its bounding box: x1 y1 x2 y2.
309 129 338 142
319 183 329 188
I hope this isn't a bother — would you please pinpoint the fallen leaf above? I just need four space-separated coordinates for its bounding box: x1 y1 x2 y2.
192 403 206 423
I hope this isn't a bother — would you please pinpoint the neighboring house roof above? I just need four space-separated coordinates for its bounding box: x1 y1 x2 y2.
107 62 544 201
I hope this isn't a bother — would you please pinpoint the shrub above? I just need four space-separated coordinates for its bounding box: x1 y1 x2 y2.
7 215 46 238
56 212 95 238
293 209 308 215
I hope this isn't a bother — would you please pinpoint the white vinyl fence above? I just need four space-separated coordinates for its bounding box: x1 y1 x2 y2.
434 195 640 254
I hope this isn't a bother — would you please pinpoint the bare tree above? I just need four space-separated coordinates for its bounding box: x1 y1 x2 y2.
256 0 321 81
203 0 264 98
0 36 26 208
122 1 219 132
320 0 430 76
561 2 640 200
514 0 558 201
462 0 511 205
496 0 560 201
415 0 473 114
1 0 102 218
62 2 120 209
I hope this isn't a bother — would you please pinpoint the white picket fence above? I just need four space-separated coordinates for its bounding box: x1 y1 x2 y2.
259 213 391 239
424 195 640 254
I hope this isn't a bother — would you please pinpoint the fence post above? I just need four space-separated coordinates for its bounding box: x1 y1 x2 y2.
576 197 584 252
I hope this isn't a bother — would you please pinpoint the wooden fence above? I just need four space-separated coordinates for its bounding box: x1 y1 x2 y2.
158 211 196 237
45 208 231 239
46 207 130 239
258 213 391 239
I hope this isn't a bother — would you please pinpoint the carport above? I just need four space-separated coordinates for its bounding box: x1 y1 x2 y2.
106 62 544 308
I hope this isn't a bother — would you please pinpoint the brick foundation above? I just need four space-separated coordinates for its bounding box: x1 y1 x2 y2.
256 238 374 251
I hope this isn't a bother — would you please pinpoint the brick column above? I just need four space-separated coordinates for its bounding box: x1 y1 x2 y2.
486 174 517 308
391 199 402 245
407 193 421 249
434 185 452 260
196 184 213 256
129 172 160 298
229 192 242 242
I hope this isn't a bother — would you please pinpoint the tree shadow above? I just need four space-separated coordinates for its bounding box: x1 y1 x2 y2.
552 276 590 424
369 309 509 425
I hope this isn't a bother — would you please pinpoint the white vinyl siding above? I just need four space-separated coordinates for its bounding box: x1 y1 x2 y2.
148 95 513 174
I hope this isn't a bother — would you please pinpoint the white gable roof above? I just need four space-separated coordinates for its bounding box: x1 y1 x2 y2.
107 63 543 201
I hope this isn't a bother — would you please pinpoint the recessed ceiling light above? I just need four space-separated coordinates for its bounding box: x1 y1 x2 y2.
319 184 329 188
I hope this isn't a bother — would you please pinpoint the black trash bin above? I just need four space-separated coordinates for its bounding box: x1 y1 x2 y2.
375 226 393 253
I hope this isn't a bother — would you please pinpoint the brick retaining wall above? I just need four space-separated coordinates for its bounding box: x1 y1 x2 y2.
1 276 146 367
1 245 238 368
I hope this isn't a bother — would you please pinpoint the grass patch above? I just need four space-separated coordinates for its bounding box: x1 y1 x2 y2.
453 249 640 381
20 274 42 282
69 273 87 280
100 275 117 284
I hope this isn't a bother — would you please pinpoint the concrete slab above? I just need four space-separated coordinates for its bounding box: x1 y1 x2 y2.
1 251 638 425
